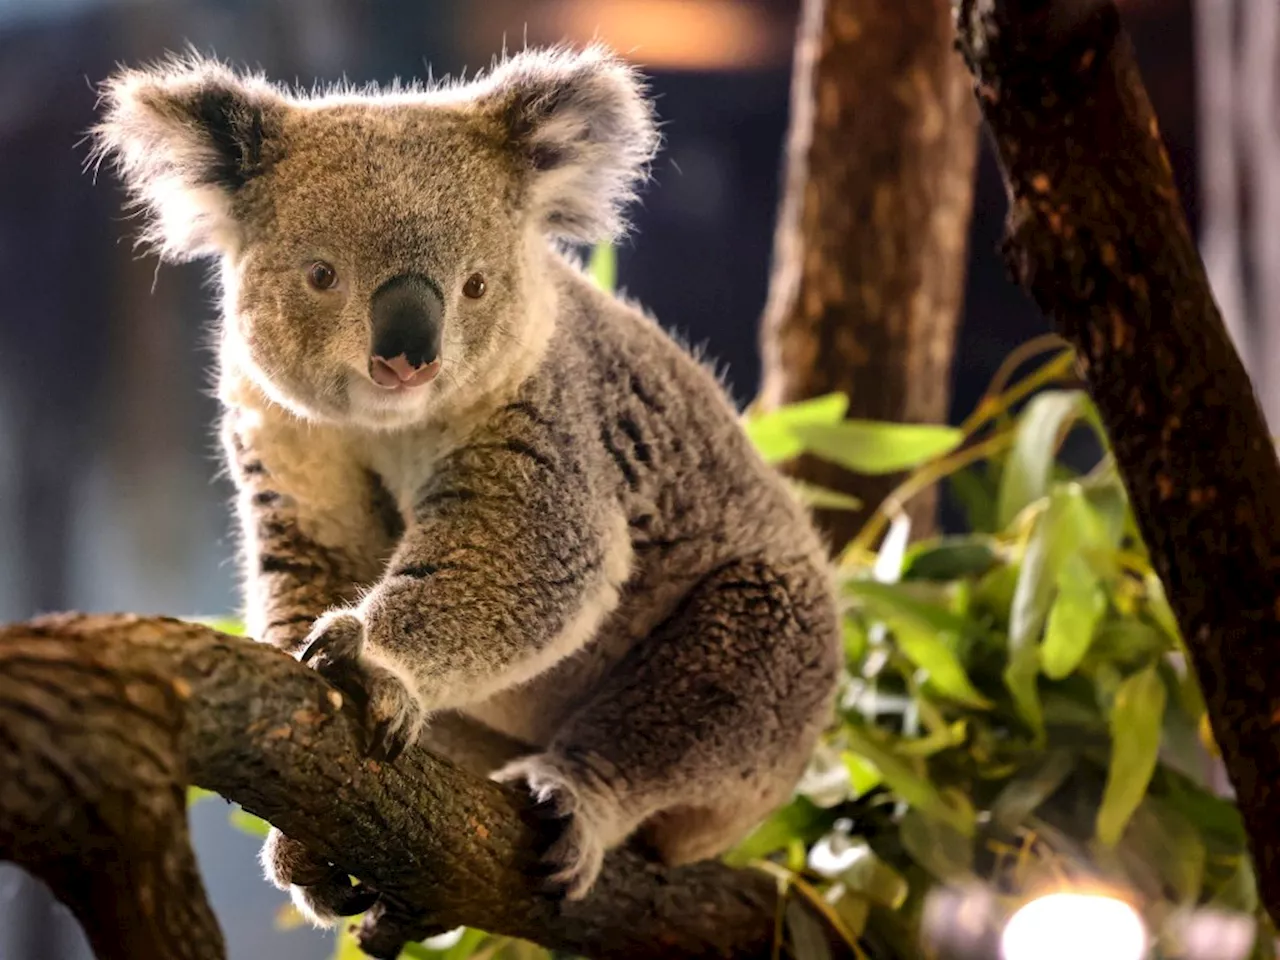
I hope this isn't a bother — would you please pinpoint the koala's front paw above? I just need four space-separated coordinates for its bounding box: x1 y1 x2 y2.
261 828 378 927
495 755 617 901
300 610 424 763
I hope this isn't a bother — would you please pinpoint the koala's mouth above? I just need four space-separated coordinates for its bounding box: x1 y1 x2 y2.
369 355 442 391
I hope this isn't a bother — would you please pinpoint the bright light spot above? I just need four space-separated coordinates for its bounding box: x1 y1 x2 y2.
1001 893 1147 960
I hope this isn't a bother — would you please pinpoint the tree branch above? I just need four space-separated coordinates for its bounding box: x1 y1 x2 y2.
0 613 845 960
953 0 1280 927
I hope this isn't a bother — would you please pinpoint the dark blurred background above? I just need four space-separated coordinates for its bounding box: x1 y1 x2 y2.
0 0 1199 956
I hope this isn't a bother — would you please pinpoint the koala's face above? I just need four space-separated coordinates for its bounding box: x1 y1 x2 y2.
223 106 531 427
94 48 657 428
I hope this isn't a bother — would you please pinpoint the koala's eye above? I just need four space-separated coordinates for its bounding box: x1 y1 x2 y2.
307 261 339 291
463 273 487 299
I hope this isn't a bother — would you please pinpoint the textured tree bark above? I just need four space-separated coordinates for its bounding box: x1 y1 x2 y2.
952 0 1280 927
758 0 980 550
0 614 847 960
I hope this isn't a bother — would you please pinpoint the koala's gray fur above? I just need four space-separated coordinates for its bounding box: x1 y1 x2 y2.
92 44 842 917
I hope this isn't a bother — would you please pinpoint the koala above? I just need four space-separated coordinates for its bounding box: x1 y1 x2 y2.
92 45 842 919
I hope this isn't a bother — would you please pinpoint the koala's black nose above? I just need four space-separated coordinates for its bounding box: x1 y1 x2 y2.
369 273 444 387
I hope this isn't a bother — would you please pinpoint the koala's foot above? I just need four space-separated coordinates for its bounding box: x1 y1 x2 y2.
494 754 622 901
300 610 425 763
261 828 378 927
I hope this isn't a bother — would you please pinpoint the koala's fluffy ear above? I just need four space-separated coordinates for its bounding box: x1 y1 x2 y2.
91 55 285 260
476 45 659 243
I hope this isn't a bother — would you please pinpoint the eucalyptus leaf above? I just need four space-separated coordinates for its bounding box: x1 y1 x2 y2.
990 749 1076 831
587 243 615 292
1118 796 1205 905
828 889 870 939
885 614 992 709
726 797 827 865
1040 554 1106 679
899 809 974 882
902 537 1000 582
229 807 271 837
1211 857 1260 915
845 580 977 637
187 785 216 806
785 897 835 960
996 390 1086 528
743 393 850 463
1085 620 1168 670
835 841 910 909
1097 664 1166 846
843 725 974 836
949 465 999 533
788 420 963 475
1145 572 1183 643
788 479 864 511
1006 485 1111 734
842 750 883 797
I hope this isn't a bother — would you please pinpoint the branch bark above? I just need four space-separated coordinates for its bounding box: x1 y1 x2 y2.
0 613 849 960
758 0 980 550
953 0 1280 926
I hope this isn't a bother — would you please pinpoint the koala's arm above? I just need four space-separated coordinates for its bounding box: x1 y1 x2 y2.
222 407 397 655
308 411 630 727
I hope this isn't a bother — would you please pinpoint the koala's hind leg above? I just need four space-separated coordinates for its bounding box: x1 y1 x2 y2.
495 556 840 899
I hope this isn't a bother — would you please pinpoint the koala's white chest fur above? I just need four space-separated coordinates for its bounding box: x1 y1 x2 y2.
359 428 452 517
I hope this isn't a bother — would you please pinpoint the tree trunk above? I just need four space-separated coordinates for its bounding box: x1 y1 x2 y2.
953 0 1280 928
758 0 980 551
0 614 851 960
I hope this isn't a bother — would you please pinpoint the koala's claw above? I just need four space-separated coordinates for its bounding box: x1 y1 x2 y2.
495 755 610 901
300 611 424 762
262 828 379 927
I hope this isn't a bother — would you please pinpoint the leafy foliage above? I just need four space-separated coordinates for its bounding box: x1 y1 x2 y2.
188 336 1269 959
734 344 1271 960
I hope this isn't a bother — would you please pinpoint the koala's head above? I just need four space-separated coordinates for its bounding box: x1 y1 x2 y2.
92 46 658 428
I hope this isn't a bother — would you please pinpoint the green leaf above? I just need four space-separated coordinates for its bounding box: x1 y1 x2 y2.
1085 620 1169 670
842 617 869 664
902 537 999 582
833 840 910 909
996 389 1086 528
726 797 827 865
788 421 964 475
785 897 834 960
787 479 863 511
1040 554 1106 679
844 580 991 708
333 924 365 960
886 615 992 709
1117 796 1205 904
229 807 271 837
948 464 999 534
587 244 616 292
189 616 245 636
842 724 974 835
743 393 849 463
187 786 216 806
990 749 1076 831
1096 664 1166 846
845 580 976 637
899 808 974 882
841 751 883 797
1144 572 1182 643
1006 485 1113 735
1211 856 1260 915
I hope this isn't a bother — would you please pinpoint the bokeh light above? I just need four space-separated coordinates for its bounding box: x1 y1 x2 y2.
1000 893 1147 960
